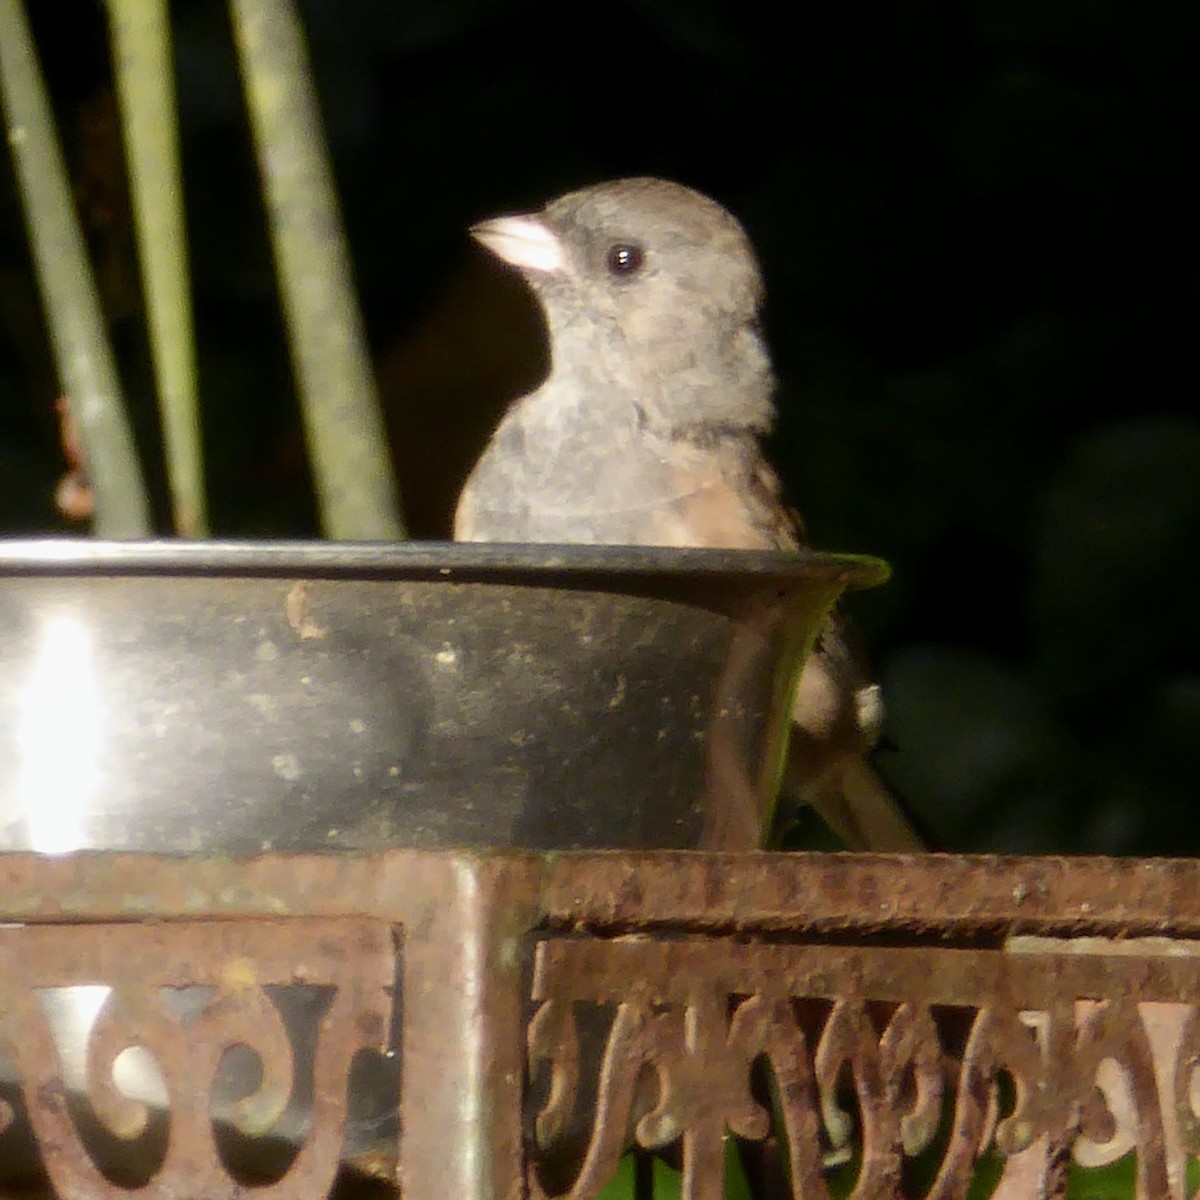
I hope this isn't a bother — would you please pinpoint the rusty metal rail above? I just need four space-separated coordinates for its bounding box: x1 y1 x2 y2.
2 850 1199 1198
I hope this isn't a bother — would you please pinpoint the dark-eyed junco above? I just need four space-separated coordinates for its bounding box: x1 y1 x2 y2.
455 177 922 851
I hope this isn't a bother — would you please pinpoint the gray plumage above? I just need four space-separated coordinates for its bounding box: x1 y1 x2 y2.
455 177 922 851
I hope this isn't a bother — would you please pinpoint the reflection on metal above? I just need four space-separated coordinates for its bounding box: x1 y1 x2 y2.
16 615 101 854
3 850 1200 1197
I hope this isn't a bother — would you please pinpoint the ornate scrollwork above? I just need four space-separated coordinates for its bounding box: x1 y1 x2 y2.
526 935 1200 1199
0 918 396 1197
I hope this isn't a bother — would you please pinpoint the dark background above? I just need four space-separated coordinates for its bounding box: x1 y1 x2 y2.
2 0 1197 853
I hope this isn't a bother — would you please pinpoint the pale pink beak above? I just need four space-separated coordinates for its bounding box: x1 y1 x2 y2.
470 213 566 275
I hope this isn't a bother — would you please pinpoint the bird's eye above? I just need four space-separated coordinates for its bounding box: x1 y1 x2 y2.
606 243 645 276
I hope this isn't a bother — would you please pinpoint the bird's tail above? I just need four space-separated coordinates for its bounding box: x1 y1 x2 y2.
807 756 925 852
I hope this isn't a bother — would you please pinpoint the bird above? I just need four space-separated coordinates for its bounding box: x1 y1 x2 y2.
454 176 922 851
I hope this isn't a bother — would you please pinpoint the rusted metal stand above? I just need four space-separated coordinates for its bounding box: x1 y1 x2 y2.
3 850 1200 1198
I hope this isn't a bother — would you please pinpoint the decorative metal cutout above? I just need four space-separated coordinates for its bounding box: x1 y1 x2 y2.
526 936 1200 1199
5 850 1200 1198
0 919 396 1198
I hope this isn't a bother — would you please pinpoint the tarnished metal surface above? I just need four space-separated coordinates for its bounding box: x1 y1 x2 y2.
4 850 1200 1198
0 541 881 854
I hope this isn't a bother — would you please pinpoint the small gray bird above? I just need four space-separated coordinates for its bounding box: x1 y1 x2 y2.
455 177 922 851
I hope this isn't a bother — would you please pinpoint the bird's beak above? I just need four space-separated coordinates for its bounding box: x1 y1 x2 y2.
469 214 566 275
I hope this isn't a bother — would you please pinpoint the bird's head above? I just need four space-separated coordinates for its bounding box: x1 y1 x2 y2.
470 177 775 435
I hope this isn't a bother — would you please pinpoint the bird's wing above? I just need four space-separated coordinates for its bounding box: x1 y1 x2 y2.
653 435 799 550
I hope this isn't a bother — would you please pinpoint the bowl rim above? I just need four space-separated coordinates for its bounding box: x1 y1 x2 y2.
0 538 890 589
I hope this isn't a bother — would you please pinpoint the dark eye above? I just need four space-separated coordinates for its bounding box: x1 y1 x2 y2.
606 243 645 276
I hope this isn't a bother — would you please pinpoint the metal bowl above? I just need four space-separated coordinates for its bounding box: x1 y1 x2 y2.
0 539 886 1182
0 539 886 856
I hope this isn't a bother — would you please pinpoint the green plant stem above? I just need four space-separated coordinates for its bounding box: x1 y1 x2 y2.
229 0 406 540
0 0 151 537
108 0 207 536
